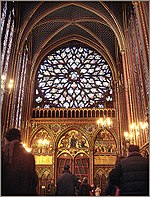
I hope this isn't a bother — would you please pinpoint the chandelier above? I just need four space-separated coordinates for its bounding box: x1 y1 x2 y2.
97 117 113 128
124 121 148 145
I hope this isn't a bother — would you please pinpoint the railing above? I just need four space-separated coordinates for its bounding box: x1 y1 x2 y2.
32 108 116 118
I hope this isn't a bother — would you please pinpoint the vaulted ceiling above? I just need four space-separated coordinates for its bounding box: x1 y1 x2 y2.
17 1 129 76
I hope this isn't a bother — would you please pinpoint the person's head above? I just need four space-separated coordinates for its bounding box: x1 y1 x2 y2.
5 128 21 142
50 178 54 184
128 145 140 153
64 164 70 171
83 177 88 183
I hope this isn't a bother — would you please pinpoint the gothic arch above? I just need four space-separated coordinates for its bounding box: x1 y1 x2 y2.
55 125 90 147
93 128 118 155
30 127 54 155
31 35 117 82
93 128 118 146
18 2 125 54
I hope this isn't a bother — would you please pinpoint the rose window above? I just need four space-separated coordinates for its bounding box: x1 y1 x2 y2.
34 46 113 108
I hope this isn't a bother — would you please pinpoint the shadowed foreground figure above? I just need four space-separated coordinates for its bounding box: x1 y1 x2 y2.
56 164 78 196
78 177 92 196
105 156 125 196
109 145 149 196
2 128 38 196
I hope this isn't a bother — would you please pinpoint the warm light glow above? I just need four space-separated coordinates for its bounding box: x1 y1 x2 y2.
139 122 143 127
97 118 103 125
106 118 112 126
97 117 112 128
125 121 149 145
38 138 50 146
22 143 32 152
136 131 139 137
8 79 14 89
142 122 148 130
9 79 13 83
38 139 42 144
129 133 133 139
2 75 6 80
130 123 136 130
1 75 13 93
124 132 129 139
124 131 134 142
130 121 148 131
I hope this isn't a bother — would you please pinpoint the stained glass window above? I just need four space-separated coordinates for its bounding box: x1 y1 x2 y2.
12 44 28 129
1 2 15 103
35 46 113 108
1 2 15 73
1 1 7 34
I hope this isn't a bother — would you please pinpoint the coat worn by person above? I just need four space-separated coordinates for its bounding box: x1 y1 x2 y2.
78 182 92 196
2 140 38 196
109 152 149 196
47 182 56 196
105 178 117 196
56 169 78 196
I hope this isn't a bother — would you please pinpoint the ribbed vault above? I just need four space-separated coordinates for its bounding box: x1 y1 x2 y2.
17 1 125 69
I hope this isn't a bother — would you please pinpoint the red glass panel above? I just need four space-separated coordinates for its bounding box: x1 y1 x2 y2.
75 155 89 181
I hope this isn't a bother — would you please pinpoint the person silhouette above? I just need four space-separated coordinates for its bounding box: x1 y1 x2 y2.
78 177 92 196
56 164 78 196
109 145 149 196
2 128 38 195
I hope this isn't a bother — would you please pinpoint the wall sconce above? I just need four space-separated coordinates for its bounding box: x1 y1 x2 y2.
97 117 113 128
124 131 134 144
1 74 14 94
124 121 148 145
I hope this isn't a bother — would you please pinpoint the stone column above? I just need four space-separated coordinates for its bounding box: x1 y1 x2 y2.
89 147 94 185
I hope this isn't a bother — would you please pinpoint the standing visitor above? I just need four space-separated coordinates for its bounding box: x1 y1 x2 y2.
78 177 92 196
46 178 56 196
2 128 38 195
75 177 82 196
91 184 95 196
105 156 125 196
109 145 149 196
56 164 78 196
95 184 101 196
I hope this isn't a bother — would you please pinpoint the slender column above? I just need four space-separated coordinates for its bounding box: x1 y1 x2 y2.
27 122 31 146
120 50 132 126
89 147 94 185
1 92 10 136
54 148 58 185
114 80 123 155
6 91 13 129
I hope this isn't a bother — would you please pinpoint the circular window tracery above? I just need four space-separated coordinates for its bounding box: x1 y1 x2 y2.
34 46 113 108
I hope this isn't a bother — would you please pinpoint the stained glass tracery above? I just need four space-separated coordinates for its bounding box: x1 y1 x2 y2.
35 46 113 108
